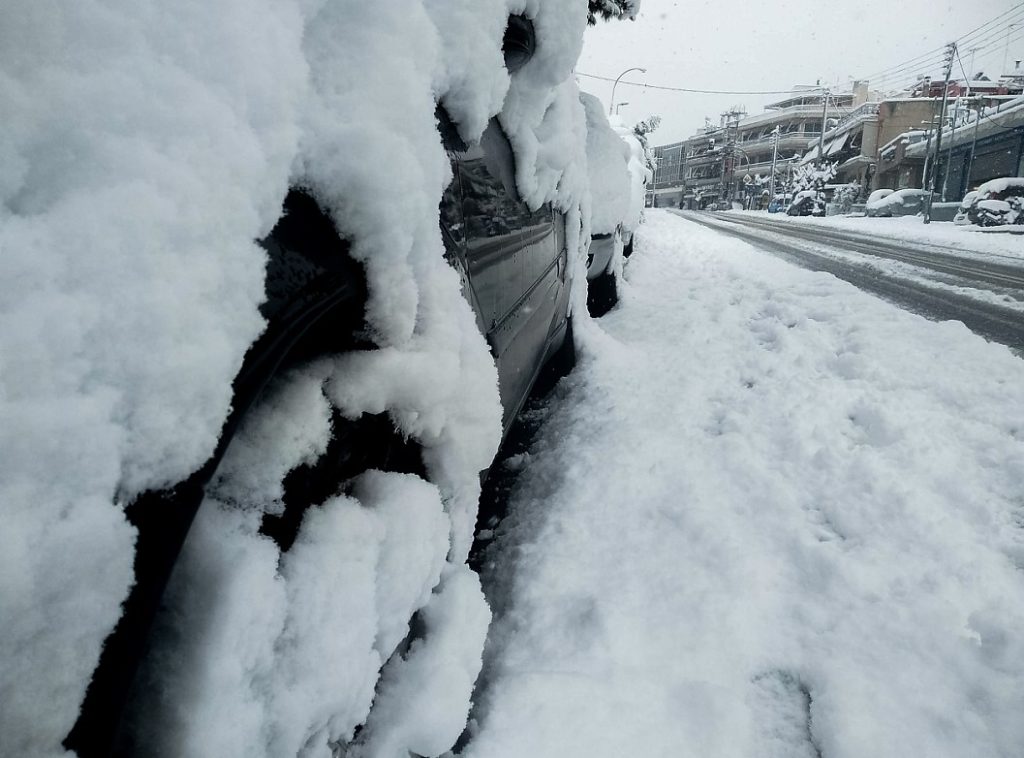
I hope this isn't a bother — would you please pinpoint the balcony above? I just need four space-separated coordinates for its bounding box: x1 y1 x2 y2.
737 131 820 153
833 102 880 131
740 104 831 129
685 151 724 166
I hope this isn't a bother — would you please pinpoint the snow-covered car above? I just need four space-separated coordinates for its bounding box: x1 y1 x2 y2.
61 15 581 756
865 188 927 217
952 190 979 225
787 190 824 217
865 188 894 206
581 92 633 316
609 117 652 258
967 177 1024 226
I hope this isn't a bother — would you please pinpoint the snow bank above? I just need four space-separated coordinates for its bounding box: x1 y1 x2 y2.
1 0 608 755
773 213 1024 260
465 211 1024 758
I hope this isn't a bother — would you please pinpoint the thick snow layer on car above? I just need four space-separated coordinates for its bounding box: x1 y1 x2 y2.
0 0 612 754
464 211 1024 758
976 176 1024 196
580 92 631 235
609 116 650 233
865 188 894 206
868 187 925 209
959 190 979 209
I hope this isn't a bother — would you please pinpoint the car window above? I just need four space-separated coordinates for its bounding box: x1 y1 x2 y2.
440 167 465 248
459 121 529 242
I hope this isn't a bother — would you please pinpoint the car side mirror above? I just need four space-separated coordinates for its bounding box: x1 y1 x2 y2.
503 15 535 74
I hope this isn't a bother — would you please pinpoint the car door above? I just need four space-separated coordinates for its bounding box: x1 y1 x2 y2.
453 118 567 429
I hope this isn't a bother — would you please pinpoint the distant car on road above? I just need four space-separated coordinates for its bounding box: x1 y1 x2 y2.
866 188 927 217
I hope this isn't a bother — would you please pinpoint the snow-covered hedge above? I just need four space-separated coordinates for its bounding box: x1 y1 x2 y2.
0 1 635 755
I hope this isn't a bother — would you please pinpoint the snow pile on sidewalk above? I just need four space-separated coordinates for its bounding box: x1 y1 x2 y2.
0 1 609 755
464 211 1024 758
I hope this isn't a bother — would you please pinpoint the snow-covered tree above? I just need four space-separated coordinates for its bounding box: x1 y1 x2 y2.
588 0 640 24
632 114 660 174
832 182 861 213
783 161 837 200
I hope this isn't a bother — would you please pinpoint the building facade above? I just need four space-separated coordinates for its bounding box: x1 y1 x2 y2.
911 96 1024 200
651 76 1024 209
652 86 853 208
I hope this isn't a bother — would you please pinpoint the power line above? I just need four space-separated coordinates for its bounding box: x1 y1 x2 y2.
574 71 824 96
864 5 1024 81
578 7 1024 106
860 5 1024 88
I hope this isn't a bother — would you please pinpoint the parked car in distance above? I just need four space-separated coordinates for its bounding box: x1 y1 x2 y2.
787 190 824 217
952 190 979 225
581 92 633 317
865 188 894 206
967 177 1024 226
866 188 927 217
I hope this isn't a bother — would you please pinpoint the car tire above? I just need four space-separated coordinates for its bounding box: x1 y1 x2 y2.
587 267 618 318
66 190 403 757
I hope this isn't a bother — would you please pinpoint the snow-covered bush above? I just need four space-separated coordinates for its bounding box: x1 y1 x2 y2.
831 182 861 214
0 1 638 755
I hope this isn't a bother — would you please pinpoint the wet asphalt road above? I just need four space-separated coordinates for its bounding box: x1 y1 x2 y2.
672 210 1024 354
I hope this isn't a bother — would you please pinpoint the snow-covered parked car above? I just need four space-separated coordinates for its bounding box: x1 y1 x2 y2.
609 116 652 258
865 188 894 207
5 4 617 756
865 187 927 217
952 190 979 225
967 177 1024 226
787 190 825 217
581 92 634 317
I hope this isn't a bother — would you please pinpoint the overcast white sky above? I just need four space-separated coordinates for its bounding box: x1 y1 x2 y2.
577 0 1024 144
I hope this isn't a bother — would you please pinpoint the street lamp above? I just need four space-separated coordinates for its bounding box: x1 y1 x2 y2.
610 67 647 115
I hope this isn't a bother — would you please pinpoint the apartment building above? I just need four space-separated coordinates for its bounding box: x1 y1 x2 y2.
652 86 853 208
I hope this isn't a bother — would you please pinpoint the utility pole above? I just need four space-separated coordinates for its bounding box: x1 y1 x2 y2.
817 89 830 163
966 46 980 80
925 43 956 224
768 126 781 203
940 97 962 201
964 96 984 193
919 77 934 189
1003 24 1019 77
